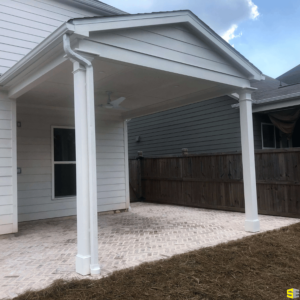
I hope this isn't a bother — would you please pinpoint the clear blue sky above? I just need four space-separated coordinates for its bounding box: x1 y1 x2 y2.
103 0 300 78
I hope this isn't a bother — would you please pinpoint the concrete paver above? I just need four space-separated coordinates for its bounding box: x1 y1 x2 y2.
0 202 299 299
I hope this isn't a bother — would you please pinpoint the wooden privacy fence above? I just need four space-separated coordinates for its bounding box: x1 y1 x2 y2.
129 149 300 218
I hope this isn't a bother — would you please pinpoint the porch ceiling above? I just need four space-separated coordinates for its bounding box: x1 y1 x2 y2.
17 57 236 118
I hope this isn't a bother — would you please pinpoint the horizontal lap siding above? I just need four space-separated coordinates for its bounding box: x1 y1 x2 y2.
17 106 126 222
0 94 13 235
89 24 245 78
0 0 101 74
96 119 126 209
17 106 74 222
128 96 242 158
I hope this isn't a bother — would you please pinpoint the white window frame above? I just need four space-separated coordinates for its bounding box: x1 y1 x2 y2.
261 123 276 149
51 126 76 200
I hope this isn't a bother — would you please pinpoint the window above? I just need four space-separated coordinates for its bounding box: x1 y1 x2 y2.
52 127 76 199
261 123 276 149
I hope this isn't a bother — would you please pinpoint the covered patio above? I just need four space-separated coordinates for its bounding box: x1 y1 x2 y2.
0 10 265 277
1 202 299 299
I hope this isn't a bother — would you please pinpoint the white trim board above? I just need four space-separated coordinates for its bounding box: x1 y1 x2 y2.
252 97 300 113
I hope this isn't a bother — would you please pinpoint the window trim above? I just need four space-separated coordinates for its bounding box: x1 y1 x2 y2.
51 126 76 200
261 123 276 149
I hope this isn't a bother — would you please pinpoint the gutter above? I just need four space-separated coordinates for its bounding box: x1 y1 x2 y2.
63 34 100 275
231 91 300 109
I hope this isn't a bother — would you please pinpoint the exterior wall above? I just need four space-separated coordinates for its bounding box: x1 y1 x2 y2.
128 96 242 158
0 0 104 75
0 92 17 234
17 105 126 222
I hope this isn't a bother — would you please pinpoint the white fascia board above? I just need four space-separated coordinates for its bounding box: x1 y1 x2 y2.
252 97 300 113
78 39 250 88
71 11 263 80
0 23 75 87
232 91 300 109
253 91 300 105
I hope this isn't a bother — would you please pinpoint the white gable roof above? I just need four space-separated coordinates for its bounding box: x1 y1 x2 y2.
0 10 264 90
69 11 264 81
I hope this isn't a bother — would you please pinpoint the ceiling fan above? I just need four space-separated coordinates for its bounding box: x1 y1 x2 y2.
98 92 127 110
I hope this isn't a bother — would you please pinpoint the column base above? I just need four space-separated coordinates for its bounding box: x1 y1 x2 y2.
245 219 260 233
128 206 132 212
76 254 91 275
90 264 101 275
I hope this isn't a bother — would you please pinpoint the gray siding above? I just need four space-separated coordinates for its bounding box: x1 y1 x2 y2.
128 96 243 158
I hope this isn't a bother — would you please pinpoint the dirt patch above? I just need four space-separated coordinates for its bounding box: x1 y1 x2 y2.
8 222 300 300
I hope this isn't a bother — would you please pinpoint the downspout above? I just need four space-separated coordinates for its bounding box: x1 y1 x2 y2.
63 34 100 275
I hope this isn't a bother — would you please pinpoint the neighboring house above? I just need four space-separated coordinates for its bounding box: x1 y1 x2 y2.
0 1 265 276
277 64 300 85
128 74 300 158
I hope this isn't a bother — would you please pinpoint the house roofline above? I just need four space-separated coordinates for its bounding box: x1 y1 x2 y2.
231 91 300 109
68 10 264 78
73 0 128 16
0 11 263 89
0 23 74 87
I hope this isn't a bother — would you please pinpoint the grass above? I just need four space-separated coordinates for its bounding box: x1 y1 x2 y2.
9 222 300 300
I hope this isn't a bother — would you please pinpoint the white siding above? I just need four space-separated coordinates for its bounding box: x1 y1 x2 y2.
0 0 103 74
0 92 16 235
17 105 126 222
88 24 245 78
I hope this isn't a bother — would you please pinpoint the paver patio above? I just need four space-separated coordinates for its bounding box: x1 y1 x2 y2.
0 202 299 299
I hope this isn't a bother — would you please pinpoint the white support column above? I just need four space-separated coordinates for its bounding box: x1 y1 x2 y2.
72 61 91 275
238 88 260 232
85 61 100 275
64 33 100 276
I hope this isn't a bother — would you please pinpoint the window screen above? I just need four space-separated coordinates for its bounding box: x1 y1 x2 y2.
262 123 276 149
53 128 76 198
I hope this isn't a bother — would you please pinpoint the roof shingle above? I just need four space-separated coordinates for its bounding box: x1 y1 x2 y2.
251 75 300 101
277 64 300 85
